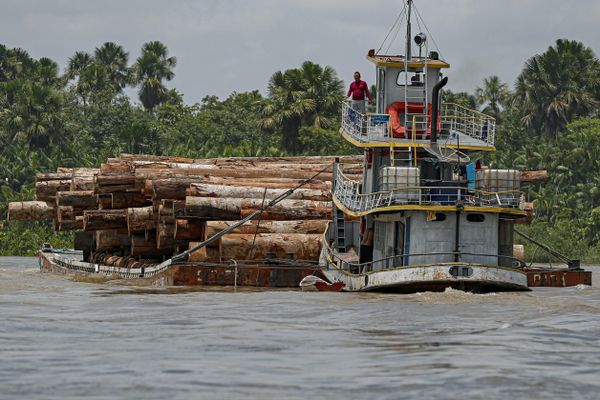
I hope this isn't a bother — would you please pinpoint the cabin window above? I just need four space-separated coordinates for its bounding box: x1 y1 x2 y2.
396 71 409 86
466 213 485 223
396 71 423 86
431 213 446 222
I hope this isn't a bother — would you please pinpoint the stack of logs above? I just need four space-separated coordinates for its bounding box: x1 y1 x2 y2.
8 154 363 263
7 154 546 265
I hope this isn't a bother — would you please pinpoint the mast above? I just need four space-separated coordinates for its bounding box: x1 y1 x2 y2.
406 0 412 61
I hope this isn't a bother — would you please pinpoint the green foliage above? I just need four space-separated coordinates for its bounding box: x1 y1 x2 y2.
0 221 74 256
298 126 359 156
442 89 477 109
133 41 177 111
475 75 511 119
514 39 600 138
259 61 344 154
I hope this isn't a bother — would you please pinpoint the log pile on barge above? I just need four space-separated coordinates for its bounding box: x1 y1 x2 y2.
8 154 362 267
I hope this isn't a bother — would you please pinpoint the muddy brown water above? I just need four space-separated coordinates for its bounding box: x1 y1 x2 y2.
1 256 599 400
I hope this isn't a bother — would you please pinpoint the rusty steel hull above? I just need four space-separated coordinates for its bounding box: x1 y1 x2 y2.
321 262 531 293
38 251 318 288
526 269 592 287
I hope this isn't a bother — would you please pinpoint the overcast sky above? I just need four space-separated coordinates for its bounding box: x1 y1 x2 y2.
1 0 599 104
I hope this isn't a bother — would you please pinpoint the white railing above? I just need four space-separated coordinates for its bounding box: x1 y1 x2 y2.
441 103 496 146
340 101 496 147
333 164 523 214
341 101 390 141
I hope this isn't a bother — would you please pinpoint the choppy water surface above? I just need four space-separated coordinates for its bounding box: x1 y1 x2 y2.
1 257 599 400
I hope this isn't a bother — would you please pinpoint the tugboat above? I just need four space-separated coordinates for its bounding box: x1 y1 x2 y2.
319 0 590 292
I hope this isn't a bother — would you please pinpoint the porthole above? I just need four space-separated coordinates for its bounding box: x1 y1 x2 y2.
466 213 485 223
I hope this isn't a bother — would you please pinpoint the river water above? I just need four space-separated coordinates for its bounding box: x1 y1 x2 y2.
1 256 599 400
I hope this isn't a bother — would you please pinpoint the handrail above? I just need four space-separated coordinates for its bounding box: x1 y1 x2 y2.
333 164 523 213
322 225 525 274
340 100 496 147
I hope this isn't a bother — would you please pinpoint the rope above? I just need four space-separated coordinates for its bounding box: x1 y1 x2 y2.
384 5 407 55
377 4 406 54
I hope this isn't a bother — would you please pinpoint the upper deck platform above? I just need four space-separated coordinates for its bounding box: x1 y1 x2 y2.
366 52 450 69
340 101 496 151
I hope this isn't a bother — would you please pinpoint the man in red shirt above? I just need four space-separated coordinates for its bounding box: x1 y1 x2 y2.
346 71 372 113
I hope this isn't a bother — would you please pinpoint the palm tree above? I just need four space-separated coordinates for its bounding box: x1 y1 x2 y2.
514 39 600 138
94 42 130 91
133 41 177 111
66 51 92 78
299 61 344 128
475 76 510 118
259 61 344 154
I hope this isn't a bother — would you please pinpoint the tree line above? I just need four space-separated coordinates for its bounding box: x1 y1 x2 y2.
1 38 600 260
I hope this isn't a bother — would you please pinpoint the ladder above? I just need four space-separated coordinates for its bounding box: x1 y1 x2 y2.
334 206 346 252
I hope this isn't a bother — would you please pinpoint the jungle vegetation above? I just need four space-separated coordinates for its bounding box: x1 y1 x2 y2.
1 39 600 263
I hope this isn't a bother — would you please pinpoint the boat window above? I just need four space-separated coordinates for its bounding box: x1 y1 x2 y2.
396 71 422 86
432 213 446 222
466 213 485 222
396 71 408 86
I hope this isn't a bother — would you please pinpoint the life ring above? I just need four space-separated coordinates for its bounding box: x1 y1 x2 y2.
386 102 435 139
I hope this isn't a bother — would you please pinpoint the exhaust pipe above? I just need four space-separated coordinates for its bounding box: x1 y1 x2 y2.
430 76 448 144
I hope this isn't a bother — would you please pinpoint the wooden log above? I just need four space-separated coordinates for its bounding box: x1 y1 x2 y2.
174 219 206 241
119 153 362 165
206 220 328 236
133 163 340 181
155 176 331 200
95 174 145 194
188 183 331 202
35 180 72 201
110 191 149 209
130 234 173 258
56 191 98 208
197 176 332 190
83 210 127 231
118 153 196 163
515 202 534 224
36 172 72 181
71 168 99 191
157 220 181 249
127 206 155 232
187 240 222 262
57 206 74 222
95 174 139 186
220 233 322 260
520 170 548 183
96 230 130 249
7 201 55 221
100 162 132 174
57 216 84 231
513 244 525 262
184 197 331 220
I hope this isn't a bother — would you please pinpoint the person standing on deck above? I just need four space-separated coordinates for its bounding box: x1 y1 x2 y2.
346 71 372 113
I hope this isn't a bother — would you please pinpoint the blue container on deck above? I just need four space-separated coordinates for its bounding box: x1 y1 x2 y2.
424 181 465 205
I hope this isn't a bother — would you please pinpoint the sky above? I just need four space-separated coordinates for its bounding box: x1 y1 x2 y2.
1 0 599 104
